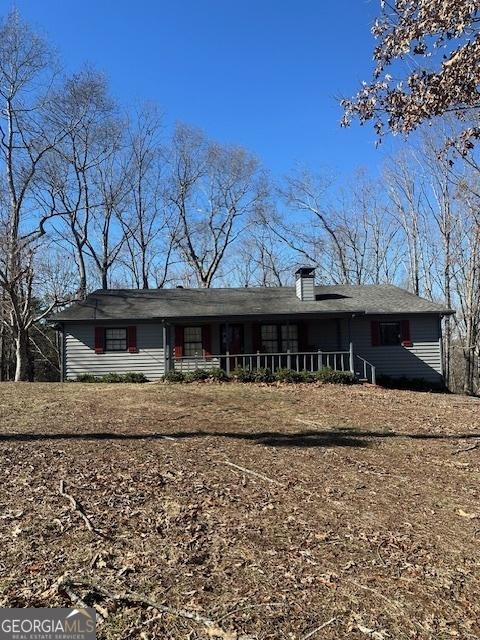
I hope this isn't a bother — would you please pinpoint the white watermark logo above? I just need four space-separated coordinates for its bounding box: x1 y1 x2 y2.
0 608 96 639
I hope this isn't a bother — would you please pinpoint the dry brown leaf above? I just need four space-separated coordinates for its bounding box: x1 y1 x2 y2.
457 509 479 520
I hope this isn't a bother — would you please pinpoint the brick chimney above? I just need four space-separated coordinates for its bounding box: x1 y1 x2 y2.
295 267 315 301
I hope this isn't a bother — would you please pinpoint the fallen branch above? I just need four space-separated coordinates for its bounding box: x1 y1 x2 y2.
452 443 480 455
301 617 337 639
59 580 107 622
218 601 286 621
60 581 90 610
59 480 105 538
221 461 284 486
220 460 322 502
58 579 227 634
346 579 402 612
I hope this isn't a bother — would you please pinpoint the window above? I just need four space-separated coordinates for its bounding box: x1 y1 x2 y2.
184 326 203 357
105 328 127 351
261 325 278 353
261 324 299 352
380 321 401 346
281 324 298 352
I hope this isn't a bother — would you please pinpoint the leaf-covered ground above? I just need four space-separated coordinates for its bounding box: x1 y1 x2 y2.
0 382 479 639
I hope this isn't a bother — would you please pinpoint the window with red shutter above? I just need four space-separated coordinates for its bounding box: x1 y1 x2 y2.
373 321 408 346
105 328 127 351
400 319 412 347
202 325 212 359
183 327 202 357
127 326 138 353
94 327 105 354
174 326 184 359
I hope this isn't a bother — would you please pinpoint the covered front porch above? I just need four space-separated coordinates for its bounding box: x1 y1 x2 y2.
167 317 376 383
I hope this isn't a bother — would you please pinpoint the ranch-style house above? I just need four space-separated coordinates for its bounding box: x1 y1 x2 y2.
51 267 454 384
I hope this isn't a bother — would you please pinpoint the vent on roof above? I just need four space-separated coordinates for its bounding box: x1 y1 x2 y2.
295 267 315 301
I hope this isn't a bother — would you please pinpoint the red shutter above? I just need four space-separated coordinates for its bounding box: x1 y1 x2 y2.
371 320 381 347
400 319 412 347
94 327 105 354
127 326 138 353
252 323 261 352
202 325 212 359
174 326 184 359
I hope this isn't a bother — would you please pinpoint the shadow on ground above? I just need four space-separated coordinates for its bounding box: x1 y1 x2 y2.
1 427 479 448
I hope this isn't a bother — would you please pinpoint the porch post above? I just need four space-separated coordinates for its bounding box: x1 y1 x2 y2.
59 324 65 382
225 321 230 375
349 341 354 374
162 321 170 374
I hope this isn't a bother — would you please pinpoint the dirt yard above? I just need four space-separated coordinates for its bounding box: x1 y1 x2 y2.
0 382 479 639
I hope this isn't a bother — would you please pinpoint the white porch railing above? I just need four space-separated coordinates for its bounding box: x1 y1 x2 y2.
354 354 377 385
172 346 377 383
215 350 352 374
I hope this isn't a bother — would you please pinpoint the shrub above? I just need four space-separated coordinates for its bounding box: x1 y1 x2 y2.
163 371 186 383
275 368 304 383
231 367 274 383
298 370 316 383
315 368 356 385
251 367 274 383
208 368 228 381
377 375 446 393
231 367 255 382
74 372 149 383
274 368 315 383
75 373 100 383
122 372 148 383
184 368 212 382
101 372 125 383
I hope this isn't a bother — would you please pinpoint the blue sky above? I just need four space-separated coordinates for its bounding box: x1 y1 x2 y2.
7 0 400 177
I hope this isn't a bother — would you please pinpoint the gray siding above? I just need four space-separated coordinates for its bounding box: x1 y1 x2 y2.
65 322 165 381
351 315 442 382
62 315 443 383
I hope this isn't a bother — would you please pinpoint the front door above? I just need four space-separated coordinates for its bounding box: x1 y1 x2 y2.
220 324 244 354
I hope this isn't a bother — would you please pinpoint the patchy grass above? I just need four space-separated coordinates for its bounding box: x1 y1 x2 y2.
0 382 479 639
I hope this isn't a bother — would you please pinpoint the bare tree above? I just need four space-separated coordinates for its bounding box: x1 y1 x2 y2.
275 168 402 286
384 154 427 295
452 171 480 394
0 11 73 380
165 124 266 287
38 69 121 297
119 106 173 288
279 168 349 282
414 133 460 386
85 135 129 289
229 224 293 287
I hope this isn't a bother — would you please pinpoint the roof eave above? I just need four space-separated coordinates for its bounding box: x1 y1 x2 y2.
49 308 454 323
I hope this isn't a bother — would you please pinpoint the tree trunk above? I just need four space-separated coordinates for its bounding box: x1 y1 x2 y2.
101 269 108 290
26 332 35 381
0 304 5 382
463 349 474 395
77 252 88 299
14 326 30 382
0 326 5 382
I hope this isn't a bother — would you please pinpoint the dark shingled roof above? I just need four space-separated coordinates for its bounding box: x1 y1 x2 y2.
51 284 453 322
